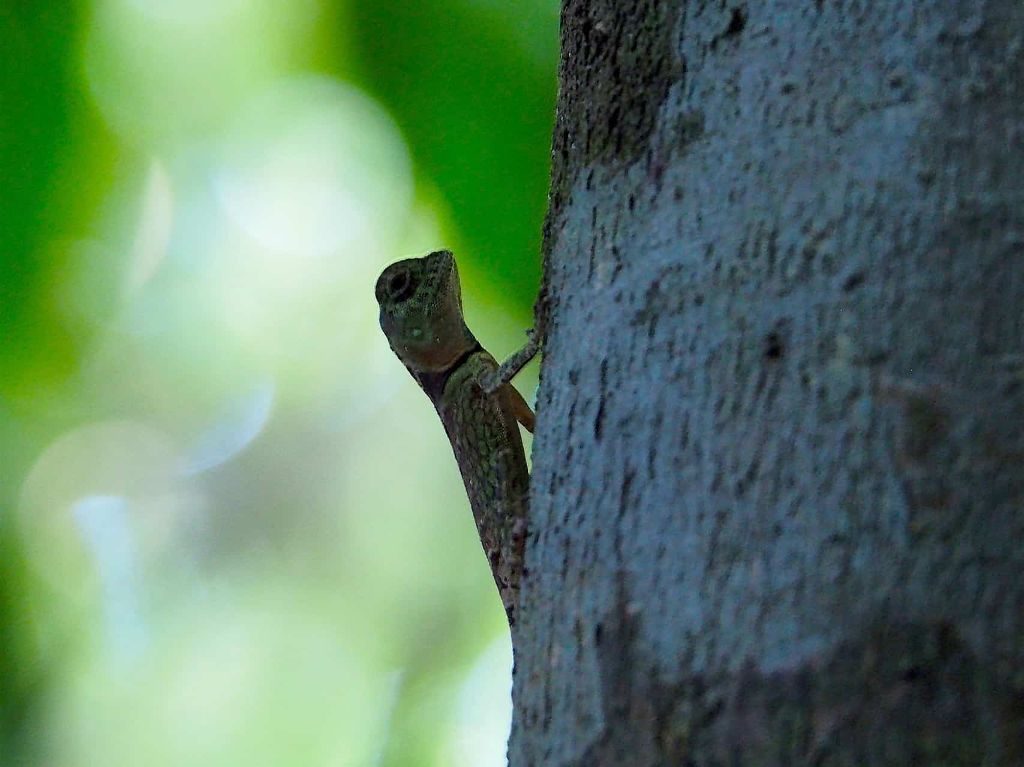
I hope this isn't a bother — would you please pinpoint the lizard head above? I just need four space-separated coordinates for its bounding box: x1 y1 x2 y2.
375 250 477 372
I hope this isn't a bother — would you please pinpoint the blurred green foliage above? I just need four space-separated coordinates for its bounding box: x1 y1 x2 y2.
347 0 554 297
0 1 555 764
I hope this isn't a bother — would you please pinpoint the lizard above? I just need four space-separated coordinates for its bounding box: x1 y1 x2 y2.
375 250 538 629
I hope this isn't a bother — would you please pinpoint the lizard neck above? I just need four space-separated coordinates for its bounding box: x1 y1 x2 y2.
412 340 483 401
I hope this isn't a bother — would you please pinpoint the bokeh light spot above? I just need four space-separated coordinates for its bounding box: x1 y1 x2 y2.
18 421 186 598
213 76 413 260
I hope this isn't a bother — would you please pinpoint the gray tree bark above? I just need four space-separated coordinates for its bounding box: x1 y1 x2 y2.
509 1 1024 765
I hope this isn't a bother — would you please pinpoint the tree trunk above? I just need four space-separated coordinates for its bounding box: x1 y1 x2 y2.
510 1 1024 764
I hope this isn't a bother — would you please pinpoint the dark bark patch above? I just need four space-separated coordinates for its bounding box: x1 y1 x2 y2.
651 619 1021 766
763 332 784 361
579 594 659 765
551 0 686 181
841 270 866 292
566 618 1024 765
674 110 706 151
901 390 950 463
763 318 792 363
977 254 1024 356
632 264 691 336
878 379 951 465
724 7 746 37
594 359 610 440
712 6 746 47
593 397 606 439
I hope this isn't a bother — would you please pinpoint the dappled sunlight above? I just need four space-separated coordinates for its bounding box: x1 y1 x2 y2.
182 377 276 475
83 0 318 146
71 495 148 664
18 421 188 601
450 636 514 767
213 76 412 260
2 0 552 763
124 160 174 294
48 584 396 767
123 0 247 26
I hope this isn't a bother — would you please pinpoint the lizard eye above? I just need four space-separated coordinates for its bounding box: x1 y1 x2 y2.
387 270 417 303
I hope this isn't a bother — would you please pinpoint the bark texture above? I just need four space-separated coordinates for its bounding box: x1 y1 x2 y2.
510 1 1024 765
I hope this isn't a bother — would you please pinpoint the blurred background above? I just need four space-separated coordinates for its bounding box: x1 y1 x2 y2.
0 2 555 764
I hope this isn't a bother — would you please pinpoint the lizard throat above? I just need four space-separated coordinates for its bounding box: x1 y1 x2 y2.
412 340 483 401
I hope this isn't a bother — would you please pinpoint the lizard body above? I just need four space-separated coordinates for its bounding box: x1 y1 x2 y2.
375 250 534 627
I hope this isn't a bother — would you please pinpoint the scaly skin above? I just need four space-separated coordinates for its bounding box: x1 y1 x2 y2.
375 250 534 627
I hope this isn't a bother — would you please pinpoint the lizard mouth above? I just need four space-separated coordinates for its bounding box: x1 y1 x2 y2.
424 249 459 303
424 249 455 279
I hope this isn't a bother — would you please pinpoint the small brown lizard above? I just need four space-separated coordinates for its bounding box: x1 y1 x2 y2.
375 250 537 628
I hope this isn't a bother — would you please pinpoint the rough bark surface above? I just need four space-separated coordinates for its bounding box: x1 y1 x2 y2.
510 1 1024 765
